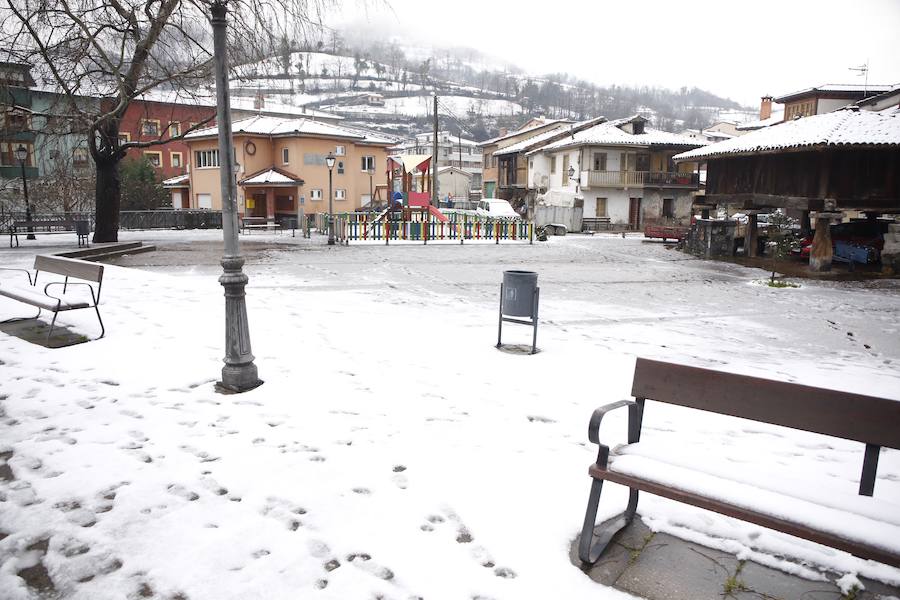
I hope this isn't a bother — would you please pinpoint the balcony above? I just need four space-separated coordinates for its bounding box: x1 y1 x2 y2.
582 170 699 189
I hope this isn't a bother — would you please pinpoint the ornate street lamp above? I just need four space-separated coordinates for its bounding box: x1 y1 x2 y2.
16 144 34 240
210 1 261 393
326 152 336 245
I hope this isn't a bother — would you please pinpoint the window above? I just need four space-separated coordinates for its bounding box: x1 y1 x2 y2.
282 147 289 164
195 149 219 168
562 155 569 181
72 147 88 168
335 145 346 156
171 152 183 168
144 151 162 168
337 160 345 175
361 155 375 171
336 189 346 200
1 142 33 166
141 119 160 136
550 156 556 174
593 152 607 171
595 198 607 217
5 113 28 131
636 153 650 172
169 121 181 137
118 132 131 145
485 152 492 168
310 189 323 201
197 193 212 209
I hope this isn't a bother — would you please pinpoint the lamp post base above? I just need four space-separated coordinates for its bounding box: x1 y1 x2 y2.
218 255 262 393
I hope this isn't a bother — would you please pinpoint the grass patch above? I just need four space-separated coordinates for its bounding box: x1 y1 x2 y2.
766 279 800 288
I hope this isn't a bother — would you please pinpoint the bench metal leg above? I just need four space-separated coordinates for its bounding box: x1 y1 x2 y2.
860 444 880 496
1 306 41 324
579 480 639 564
579 398 645 565
46 310 60 346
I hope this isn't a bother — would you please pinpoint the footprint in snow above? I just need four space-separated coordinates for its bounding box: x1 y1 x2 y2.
167 484 199 502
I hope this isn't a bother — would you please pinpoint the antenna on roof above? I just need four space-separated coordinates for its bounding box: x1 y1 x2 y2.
848 59 869 96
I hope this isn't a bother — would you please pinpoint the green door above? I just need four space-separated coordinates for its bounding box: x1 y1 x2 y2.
485 182 496 199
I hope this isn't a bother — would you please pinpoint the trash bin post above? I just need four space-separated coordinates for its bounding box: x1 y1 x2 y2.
496 270 540 354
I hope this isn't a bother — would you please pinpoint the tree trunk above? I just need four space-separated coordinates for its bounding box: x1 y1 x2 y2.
93 156 121 242
92 117 123 243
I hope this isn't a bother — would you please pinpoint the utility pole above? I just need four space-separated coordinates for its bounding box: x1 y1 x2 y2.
210 0 260 393
432 94 438 208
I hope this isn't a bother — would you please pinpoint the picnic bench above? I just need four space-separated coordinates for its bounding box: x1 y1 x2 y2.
8 219 90 248
578 357 900 568
0 255 105 346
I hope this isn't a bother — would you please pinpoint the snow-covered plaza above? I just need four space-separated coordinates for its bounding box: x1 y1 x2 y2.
1 231 899 600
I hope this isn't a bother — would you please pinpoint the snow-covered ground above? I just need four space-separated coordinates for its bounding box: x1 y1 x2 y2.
1 231 898 600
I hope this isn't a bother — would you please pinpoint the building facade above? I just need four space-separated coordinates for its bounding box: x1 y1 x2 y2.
393 131 483 190
774 84 894 121
0 62 38 205
529 116 705 229
183 115 394 219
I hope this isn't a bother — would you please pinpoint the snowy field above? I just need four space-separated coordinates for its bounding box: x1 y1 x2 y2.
1 231 899 600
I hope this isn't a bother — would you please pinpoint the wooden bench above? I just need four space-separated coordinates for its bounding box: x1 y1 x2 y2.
578 357 900 568
0 255 105 346
9 220 90 248
582 217 612 232
241 217 282 234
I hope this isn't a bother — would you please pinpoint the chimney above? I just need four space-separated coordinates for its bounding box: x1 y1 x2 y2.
760 96 772 120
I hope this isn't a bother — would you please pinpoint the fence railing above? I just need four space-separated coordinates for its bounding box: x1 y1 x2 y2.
342 217 533 244
0 210 223 231
583 171 699 188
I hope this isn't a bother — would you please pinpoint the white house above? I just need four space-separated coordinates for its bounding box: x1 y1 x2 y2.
526 115 706 229
436 166 472 201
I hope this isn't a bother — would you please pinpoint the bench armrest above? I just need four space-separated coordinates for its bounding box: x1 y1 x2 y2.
587 399 645 468
44 281 100 306
0 267 33 286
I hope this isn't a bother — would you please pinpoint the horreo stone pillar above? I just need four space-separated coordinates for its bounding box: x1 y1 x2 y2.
809 213 838 272
211 1 261 392
745 213 759 258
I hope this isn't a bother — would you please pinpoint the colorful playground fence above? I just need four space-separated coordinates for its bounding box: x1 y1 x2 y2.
339 214 534 244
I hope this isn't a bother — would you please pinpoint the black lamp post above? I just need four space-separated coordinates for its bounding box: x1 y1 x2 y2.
16 144 34 239
326 152 336 245
367 167 375 207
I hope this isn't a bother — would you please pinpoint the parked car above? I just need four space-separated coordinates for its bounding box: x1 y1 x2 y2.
475 199 520 220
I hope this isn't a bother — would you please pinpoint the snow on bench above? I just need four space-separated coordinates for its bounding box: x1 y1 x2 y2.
578 357 900 569
0 255 105 346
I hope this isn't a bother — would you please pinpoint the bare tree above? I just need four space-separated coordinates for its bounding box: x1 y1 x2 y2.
1 0 329 242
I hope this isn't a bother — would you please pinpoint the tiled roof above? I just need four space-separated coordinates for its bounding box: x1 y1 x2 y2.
673 108 900 161
186 115 395 144
534 115 706 153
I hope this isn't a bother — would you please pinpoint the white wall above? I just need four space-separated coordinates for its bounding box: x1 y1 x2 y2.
582 189 635 224
817 98 852 114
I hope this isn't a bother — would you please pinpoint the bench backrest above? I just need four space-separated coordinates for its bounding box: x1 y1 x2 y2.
14 220 73 228
631 357 900 450
33 255 104 283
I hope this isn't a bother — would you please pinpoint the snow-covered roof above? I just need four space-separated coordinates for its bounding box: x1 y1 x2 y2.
162 174 190 187
736 110 786 131
239 167 303 186
774 83 896 103
533 115 707 153
230 96 343 121
478 119 569 147
673 107 900 161
185 115 394 145
437 166 472 177
492 117 607 157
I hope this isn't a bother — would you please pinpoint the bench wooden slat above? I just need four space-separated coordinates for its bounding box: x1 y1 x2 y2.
34 255 104 283
631 358 900 450
589 464 900 568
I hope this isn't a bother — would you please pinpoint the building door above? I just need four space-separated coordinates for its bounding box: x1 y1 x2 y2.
172 190 182 209
629 198 642 229
595 197 607 217
252 193 267 217
485 182 496 198
662 198 675 220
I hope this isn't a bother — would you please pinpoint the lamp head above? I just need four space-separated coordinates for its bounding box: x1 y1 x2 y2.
325 152 336 170
16 144 27 162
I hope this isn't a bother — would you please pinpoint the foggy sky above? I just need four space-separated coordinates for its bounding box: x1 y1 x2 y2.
331 0 900 107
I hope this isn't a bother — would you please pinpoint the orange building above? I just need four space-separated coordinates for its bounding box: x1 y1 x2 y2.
181 116 394 219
